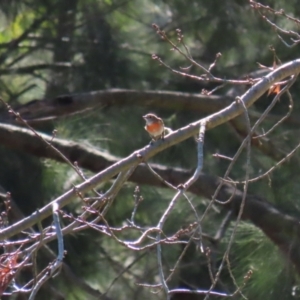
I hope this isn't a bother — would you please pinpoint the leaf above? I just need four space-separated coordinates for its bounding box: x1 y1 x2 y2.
267 83 281 96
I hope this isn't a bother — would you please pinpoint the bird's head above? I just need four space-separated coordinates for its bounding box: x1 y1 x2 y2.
143 113 159 124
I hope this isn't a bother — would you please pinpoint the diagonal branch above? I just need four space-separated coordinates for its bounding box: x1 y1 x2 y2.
0 60 300 274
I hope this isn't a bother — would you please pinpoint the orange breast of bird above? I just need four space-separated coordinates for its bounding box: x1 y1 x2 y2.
145 122 163 136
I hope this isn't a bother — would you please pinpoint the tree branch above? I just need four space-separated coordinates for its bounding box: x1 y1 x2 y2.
0 89 232 123
0 59 300 273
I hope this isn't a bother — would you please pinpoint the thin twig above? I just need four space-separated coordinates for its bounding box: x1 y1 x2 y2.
156 121 207 297
29 203 64 300
204 93 252 300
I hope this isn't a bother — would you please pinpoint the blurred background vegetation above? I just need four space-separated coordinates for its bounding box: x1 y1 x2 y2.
1 0 300 299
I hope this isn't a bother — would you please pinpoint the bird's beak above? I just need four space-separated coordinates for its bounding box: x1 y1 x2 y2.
142 115 147 119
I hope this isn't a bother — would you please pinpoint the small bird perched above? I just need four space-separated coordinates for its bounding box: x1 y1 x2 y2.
143 113 172 142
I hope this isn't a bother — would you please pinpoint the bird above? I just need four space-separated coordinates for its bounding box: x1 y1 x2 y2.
143 113 165 142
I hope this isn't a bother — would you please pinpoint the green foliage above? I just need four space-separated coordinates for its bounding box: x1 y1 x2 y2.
223 222 297 300
1 0 300 299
